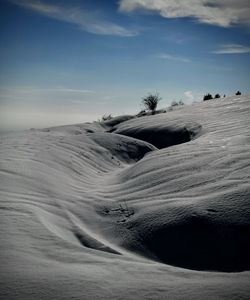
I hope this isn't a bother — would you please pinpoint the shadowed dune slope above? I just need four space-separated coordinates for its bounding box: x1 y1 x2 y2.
97 95 250 272
1 95 250 299
110 118 202 148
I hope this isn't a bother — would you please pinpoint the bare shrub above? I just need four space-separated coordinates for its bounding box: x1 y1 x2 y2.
142 93 161 115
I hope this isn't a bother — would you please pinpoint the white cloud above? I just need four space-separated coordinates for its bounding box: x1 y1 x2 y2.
156 53 191 63
183 90 205 103
9 0 137 37
212 44 250 54
119 0 250 27
184 91 194 101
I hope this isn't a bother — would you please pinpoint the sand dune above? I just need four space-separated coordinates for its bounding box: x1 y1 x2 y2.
1 95 250 299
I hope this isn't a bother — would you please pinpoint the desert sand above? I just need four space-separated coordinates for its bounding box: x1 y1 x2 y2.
1 95 250 299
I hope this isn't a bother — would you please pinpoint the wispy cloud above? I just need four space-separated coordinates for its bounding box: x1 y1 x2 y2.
0 86 95 106
156 53 191 63
41 87 94 94
0 86 94 96
184 91 194 101
119 0 250 27
9 0 138 37
212 44 250 54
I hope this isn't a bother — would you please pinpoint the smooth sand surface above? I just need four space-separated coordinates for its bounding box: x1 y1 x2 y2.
1 95 250 299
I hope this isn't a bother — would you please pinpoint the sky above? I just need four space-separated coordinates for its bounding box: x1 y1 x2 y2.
0 0 250 130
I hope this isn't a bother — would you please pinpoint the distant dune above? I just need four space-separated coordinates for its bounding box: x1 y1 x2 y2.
1 95 250 299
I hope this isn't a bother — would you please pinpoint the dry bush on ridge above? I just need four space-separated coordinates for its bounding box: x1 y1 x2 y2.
142 93 161 114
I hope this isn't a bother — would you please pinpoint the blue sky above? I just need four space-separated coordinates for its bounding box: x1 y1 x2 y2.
0 0 250 130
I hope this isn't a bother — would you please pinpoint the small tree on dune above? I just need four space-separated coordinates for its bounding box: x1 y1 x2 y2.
236 91 241 95
142 93 161 115
214 93 221 99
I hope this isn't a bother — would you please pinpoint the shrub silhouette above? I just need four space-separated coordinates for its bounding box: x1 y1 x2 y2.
137 110 147 117
101 114 113 121
142 93 161 115
236 91 241 95
214 94 221 99
171 100 184 107
171 100 178 107
203 93 213 101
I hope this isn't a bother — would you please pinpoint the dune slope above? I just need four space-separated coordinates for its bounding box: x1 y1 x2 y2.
1 95 250 299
